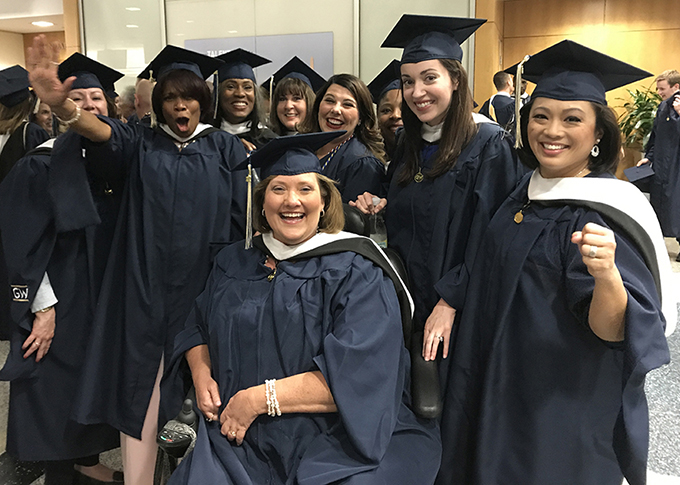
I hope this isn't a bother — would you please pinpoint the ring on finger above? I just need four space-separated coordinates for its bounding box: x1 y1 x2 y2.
230 431 236 437
588 245 598 258
438 336 444 342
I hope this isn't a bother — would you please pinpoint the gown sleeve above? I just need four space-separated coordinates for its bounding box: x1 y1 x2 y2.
25 122 50 151
338 154 386 202
562 210 669 485
83 116 140 177
434 131 524 310
312 254 404 462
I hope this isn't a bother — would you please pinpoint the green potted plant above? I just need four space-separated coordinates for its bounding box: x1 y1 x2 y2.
617 86 662 149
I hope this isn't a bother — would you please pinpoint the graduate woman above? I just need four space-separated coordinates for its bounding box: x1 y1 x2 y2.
267 56 325 136
27 38 248 485
439 41 674 485
299 74 386 203
352 15 523 361
215 48 277 151
0 53 123 485
367 60 403 161
163 133 441 484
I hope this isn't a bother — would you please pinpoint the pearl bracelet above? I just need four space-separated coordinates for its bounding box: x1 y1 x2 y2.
265 379 281 417
55 98 81 126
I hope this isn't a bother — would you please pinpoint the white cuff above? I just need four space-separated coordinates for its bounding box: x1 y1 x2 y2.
30 272 58 313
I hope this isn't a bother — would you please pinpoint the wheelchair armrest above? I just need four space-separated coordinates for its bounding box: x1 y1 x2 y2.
409 331 442 419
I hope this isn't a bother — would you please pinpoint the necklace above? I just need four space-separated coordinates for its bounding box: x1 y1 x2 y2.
321 135 353 171
414 168 424 183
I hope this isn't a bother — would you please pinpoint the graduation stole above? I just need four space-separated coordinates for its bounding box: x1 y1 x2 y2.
527 170 677 335
255 231 415 343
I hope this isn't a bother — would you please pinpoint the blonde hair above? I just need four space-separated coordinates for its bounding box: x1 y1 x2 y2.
253 173 344 235
656 70 680 87
0 97 32 134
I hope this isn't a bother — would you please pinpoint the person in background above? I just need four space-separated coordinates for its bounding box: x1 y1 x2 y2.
215 48 277 151
478 70 515 129
299 73 386 202
27 39 248 485
367 59 403 162
30 97 55 137
117 86 136 122
127 78 154 126
636 69 680 261
266 56 325 136
0 52 124 485
440 40 672 485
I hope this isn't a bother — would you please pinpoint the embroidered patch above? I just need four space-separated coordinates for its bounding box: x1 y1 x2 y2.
11 285 29 302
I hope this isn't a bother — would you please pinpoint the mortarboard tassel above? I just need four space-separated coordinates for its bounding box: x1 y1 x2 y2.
514 55 530 149
149 70 157 128
245 163 253 249
212 71 219 123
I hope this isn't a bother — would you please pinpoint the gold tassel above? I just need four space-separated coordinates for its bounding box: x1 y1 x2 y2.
212 71 219 123
269 76 273 103
514 55 530 149
245 163 253 249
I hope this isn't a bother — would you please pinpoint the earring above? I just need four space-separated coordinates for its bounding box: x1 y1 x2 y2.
320 209 325 218
261 209 266 216
591 141 600 158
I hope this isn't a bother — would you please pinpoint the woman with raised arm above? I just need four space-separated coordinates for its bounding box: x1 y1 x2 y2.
27 37 248 485
438 41 673 485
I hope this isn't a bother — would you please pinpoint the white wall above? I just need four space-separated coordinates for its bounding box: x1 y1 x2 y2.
359 0 475 85
0 30 26 69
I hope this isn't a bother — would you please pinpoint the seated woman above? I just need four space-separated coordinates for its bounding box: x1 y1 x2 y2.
438 41 674 485
299 74 386 203
367 60 403 162
164 133 442 484
215 48 277 151
267 56 325 136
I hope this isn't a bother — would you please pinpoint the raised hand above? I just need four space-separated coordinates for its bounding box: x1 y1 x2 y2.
26 35 74 111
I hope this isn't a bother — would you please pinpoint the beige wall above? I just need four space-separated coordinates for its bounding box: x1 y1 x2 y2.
23 31 67 64
0 30 26 69
474 0 504 105
502 0 680 108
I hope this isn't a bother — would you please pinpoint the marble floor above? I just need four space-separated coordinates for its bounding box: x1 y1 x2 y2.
0 240 678 485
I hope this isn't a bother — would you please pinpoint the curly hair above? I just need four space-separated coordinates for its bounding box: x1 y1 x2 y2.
299 74 386 164
253 172 344 235
516 98 621 176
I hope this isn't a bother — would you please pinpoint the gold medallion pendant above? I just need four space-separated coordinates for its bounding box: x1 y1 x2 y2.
414 169 424 183
513 211 524 224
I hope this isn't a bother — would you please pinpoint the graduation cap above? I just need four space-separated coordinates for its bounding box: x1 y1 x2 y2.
138 45 223 81
58 53 124 96
624 164 654 192
0 65 30 108
216 48 271 83
235 131 346 248
381 14 486 64
505 40 653 105
260 56 326 93
505 40 652 147
368 60 401 104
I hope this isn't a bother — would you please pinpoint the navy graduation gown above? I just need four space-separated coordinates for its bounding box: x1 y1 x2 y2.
71 119 248 438
320 136 386 203
478 94 514 128
0 139 119 461
385 122 524 328
437 175 670 485
644 92 680 238
164 237 441 484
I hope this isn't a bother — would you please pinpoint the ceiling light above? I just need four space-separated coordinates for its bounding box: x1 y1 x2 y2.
32 21 54 28
228 30 238 34
126 24 139 28
186 20 194 23
126 7 141 11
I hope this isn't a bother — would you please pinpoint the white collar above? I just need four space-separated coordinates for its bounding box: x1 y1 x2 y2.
528 170 677 335
421 121 444 143
159 123 212 143
37 138 56 149
472 112 494 124
495 91 513 98
220 119 252 135
261 231 414 316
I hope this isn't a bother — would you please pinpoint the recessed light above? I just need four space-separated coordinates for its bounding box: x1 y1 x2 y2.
186 20 194 23
126 7 141 11
228 30 238 34
126 24 139 28
176 33 185 37
32 21 54 28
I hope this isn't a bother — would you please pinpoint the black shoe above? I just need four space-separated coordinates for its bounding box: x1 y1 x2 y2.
75 471 124 484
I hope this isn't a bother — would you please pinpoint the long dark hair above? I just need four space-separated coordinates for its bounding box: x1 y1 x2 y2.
299 74 386 164
397 58 478 186
151 69 213 124
269 77 315 135
215 78 268 138
516 98 621 175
